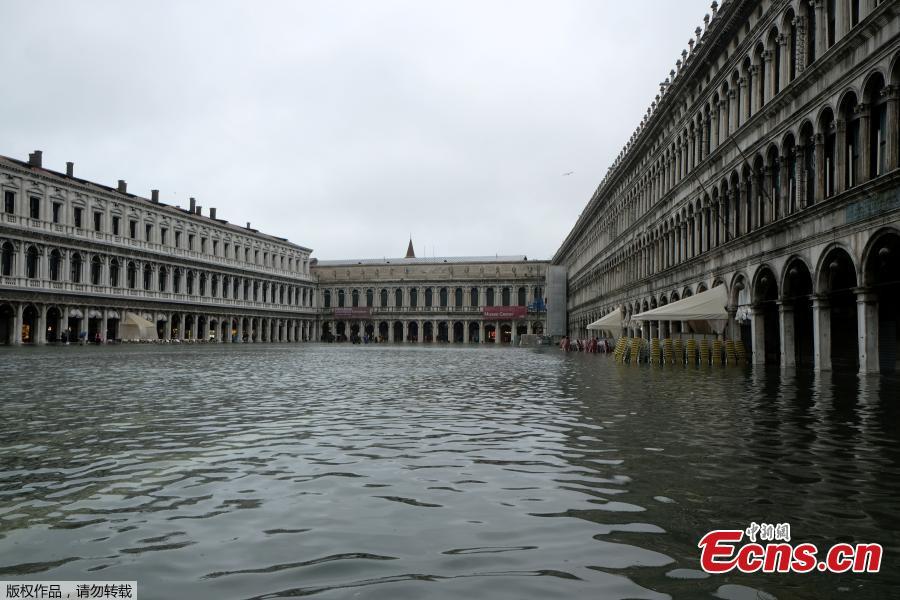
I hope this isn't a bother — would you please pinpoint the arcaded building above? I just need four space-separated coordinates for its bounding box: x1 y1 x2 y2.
553 0 900 372
0 151 317 344
313 242 547 343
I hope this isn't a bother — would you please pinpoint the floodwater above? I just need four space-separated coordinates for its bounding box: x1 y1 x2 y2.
0 344 897 600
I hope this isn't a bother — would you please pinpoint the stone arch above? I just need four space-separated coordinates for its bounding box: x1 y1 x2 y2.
860 227 900 372
816 244 860 370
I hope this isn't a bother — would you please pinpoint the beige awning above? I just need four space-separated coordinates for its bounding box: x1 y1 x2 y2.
587 309 622 331
632 284 728 322
121 312 158 341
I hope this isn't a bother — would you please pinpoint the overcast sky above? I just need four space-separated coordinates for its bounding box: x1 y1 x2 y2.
2 1 709 260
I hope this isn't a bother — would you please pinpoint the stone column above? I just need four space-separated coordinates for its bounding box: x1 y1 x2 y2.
814 133 826 201
750 306 766 365
479 321 485 344
834 119 847 194
418 320 424 343
739 77 749 125
236 317 243 343
778 34 790 90
812 295 831 371
80 306 89 340
778 301 795 368
100 310 108 343
884 86 899 171
814 0 827 58
856 103 871 185
12 303 22 345
710 103 720 151
495 321 501 344
856 288 879 374
762 50 773 105
192 315 199 341
750 65 761 115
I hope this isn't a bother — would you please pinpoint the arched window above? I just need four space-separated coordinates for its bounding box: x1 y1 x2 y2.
501 287 510 306
380 289 388 307
424 288 433 307
173 268 182 293
351 289 360 307
187 271 195 295
109 258 120 287
143 264 153 290
324 289 332 308
517 287 526 306
394 288 402 307
127 261 137 289
223 276 230 299
410 288 418 308
439 288 448 307
454 287 463 307
486 288 495 306
534 286 543 301
49 249 61 281
864 73 887 179
158 267 167 292
1 242 13 277
470 287 478 306
25 246 39 279
338 289 345 307
70 252 83 283
91 256 102 285
366 288 374 307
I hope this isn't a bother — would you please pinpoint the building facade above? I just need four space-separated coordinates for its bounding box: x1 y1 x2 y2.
312 250 547 344
0 151 318 344
553 0 900 373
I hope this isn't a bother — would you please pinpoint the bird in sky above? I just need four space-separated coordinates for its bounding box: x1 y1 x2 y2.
562 171 574 176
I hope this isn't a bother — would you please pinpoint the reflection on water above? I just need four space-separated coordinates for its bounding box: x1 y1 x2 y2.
0 345 897 599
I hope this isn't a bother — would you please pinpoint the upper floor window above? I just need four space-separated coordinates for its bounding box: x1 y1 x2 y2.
29 196 40 219
93 212 102 232
145 223 153 242
200 237 207 253
212 240 218 255
129 220 137 239
188 234 195 250
73 207 83 228
53 203 62 224
3 191 14 214
112 216 120 235
175 230 182 248
160 227 168 245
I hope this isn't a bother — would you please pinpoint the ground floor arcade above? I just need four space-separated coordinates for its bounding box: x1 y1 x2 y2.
320 319 545 343
0 300 318 345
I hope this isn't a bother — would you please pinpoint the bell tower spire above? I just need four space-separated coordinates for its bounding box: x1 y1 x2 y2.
405 237 416 259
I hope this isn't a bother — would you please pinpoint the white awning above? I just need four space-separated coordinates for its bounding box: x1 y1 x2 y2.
587 309 622 331
88 309 103 319
156 313 168 322
121 312 158 341
68 309 83 319
632 284 728 322
107 310 120 320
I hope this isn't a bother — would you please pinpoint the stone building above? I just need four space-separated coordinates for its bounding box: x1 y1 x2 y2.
312 244 547 343
0 151 317 344
553 0 900 373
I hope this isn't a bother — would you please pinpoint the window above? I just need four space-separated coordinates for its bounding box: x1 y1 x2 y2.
212 240 218 255
26 246 38 279
29 196 40 219
175 231 182 248
486 288 495 306
323 290 332 308
53 203 62 224
201 238 207 253
91 257 102 285
109 259 120 287
129 220 137 239
127 261 137 289
380 289 388 307
1 242 13 276
188 234 195 250
145 223 153 242
470 287 478 306
112 216 120 235
160 228 168 245
70 253 82 283
73 207 83 228
3 191 14 214
93 212 102 232
224 242 230 258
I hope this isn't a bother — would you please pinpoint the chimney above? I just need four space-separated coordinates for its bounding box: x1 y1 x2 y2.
66 162 74 177
209 207 217 220
28 150 43 168
117 180 127 193
195 205 202 215
189 197 196 213
246 222 251 229
151 189 159 203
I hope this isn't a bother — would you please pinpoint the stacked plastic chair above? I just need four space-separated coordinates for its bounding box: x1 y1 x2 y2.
614 337 628 363
650 338 661 365
685 338 697 366
662 338 674 365
673 338 684 366
735 340 747 364
712 339 724 366
699 339 710 366
630 337 643 364
725 340 737 365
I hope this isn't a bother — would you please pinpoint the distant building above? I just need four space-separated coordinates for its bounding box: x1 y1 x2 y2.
312 245 548 343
